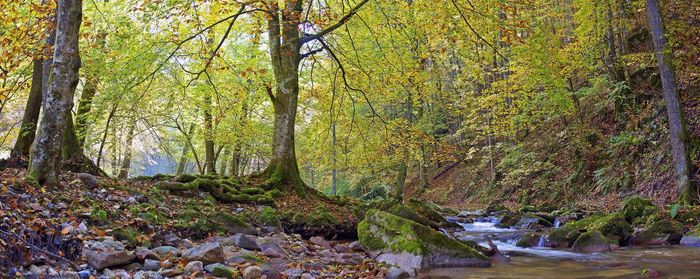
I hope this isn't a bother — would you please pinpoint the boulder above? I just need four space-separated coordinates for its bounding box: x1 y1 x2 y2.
358 209 490 270
143 259 160 271
622 196 656 222
385 204 440 229
680 226 700 247
182 242 225 264
184 261 204 275
83 240 137 270
631 219 684 246
406 199 460 228
385 267 410 279
310 236 331 249
571 230 614 253
150 246 178 258
133 271 163 279
77 173 100 189
515 234 541 248
588 212 632 244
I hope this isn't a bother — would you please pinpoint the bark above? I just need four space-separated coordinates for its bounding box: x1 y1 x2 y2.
263 0 306 193
175 125 195 176
394 90 413 201
11 60 43 158
117 120 136 179
29 0 83 186
204 95 216 174
74 76 97 147
331 122 337 195
229 145 241 177
645 0 697 204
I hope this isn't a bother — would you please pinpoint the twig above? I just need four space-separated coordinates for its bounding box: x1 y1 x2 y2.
0 229 78 270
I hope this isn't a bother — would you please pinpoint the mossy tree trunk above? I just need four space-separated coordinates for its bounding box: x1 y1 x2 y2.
29 0 83 186
11 60 43 158
204 94 216 174
645 0 697 204
117 119 136 179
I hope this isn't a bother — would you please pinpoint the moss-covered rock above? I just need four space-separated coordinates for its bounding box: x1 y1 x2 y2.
485 204 508 214
622 196 656 222
547 214 603 248
358 209 490 270
407 199 460 228
589 212 632 244
240 187 265 195
257 206 282 227
516 234 542 248
571 230 615 253
386 204 440 229
173 174 197 183
632 219 684 245
496 212 521 228
156 181 196 191
213 213 256 235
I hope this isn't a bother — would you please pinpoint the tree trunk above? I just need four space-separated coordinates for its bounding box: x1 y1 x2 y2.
117 119 136 179
176 134 192 176
203 95 216 174
11 60 43 158
75 76 97 147
331 122 337 195
646 0 697 204
28 0 83 186
395 90 413 201
263 1 306 193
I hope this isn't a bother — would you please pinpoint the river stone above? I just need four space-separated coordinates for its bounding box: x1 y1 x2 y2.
183 242 225 264
184 261 204 275
204 263 238 278
242 266 263 279
358 209 490 270
385 266 410 279
133 271 163 279
83 240 137 270
310 236 331 249
150 246 178 257
143 259 160 271
571 230 613 253
223 233 260 251
680 234 700 247
77 173 100 189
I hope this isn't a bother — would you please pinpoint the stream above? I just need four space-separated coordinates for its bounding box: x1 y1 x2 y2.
427 216 700 278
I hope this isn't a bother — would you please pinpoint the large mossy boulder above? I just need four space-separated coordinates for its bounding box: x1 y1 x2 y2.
571 230 615 253
588 212 632 244
548 212 631 248
631 219 684 245
622 196 656 223
406 199 460 228
547 214 603 248
386 204 440 229
358 209 490 270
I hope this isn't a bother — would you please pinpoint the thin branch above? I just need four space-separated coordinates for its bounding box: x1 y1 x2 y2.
300 0 370 44
450 0 508 62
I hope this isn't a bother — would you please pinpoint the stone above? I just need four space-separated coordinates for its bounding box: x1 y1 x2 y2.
123 262 143 272
300 273 313 279
184 261 204 275
158 268 183 277
385 267 410 279
78 173 100 189
572 230 614 253
263 247 286 258
284 268 304 278
333 243 351 253
223 233 260 251
143 259 161 271
132 271 162 279
261 265 282 279
310 236 331 249
348 241 364 251
358 209 490 270
182 242 225 264
204 263 238 278
150 246 178 258
622 196 656 222
243 266 263 279
83 240 137 270
135 247 159 261
259 242 286 258
59 271 81 279
77 270 91 279
101 268 130 279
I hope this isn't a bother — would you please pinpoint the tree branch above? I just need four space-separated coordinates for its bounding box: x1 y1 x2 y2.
300 0 370 45
450 0 508 62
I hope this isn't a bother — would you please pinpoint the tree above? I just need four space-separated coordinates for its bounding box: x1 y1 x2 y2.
261 0 369 193
645 0 697 204
10 61 43 158
28 0 83 186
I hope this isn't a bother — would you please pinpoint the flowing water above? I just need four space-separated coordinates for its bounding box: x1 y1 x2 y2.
429 218 700 279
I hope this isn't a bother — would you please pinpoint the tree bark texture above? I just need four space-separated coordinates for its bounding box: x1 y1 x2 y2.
11 61 44 158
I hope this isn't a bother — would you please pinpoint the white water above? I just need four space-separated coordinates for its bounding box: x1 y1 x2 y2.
457 221 517 233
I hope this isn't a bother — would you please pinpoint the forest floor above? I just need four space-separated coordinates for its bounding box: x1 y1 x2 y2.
0 168 387 278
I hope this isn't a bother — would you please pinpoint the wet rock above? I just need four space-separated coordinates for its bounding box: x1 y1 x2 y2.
310 236 331 249
77 270 91 279
622 196 656 222
83 240 137 270
132 271 162 279
184 261 204 275
78 173 100 189
300 273 314 279
243 266 263 279
572 230 614 253
515 234 541 248
223 233 260 251
359 209 490 270
182 242 225 264
143 259 161 271
204 263 238 278
385 266 410 279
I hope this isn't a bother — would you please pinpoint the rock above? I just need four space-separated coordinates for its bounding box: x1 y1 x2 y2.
310 236 331 249
571 230 614 253
385 204 441 229
182 242 225 264
158 268 183 277
336 253 363 265
496 212 520 228
261 265 282 279
78 173 100 189
132 271 162 279
77 270 91 279
385 266 410 279
263 247 286 258
123 262 143 272
143 259 161 271
588 213 632 244
284 268 304 278
101 268 130 279
184 261 204 275
83 240 137 270
223 233 260 251
358 209 490 270
204 263 238 278
300 273 313 279
406 199 461 228
161 234 183 247
243 266 263 279
632 219 684 245
259 242 286 258
622 196 656 222
515 234 541 248
349 241 364 251
150 246 178 258
135 247 159 261
333 243 351 253
59 271 81 279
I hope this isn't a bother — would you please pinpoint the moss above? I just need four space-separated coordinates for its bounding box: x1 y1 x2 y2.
25 176 40 188
241 254 265 264
267 189 283 199
407 199 458 228
572 230 615 252
622 196 656 222
240 187 265 195
257 206 281 227
589 212 632 244
358 209 488 260
547 214 604 247
386 204 440 229
210 265 239 279
214 213 253 233
153 174 173 181
309 205 339 226
156 181 196 191
129 204 162 224
113 227 151 247
516 234 541 248
174 174 197 183
90 207 108 223
486 204 508 214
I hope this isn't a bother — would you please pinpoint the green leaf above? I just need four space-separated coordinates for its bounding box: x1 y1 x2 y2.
670 204 681 219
